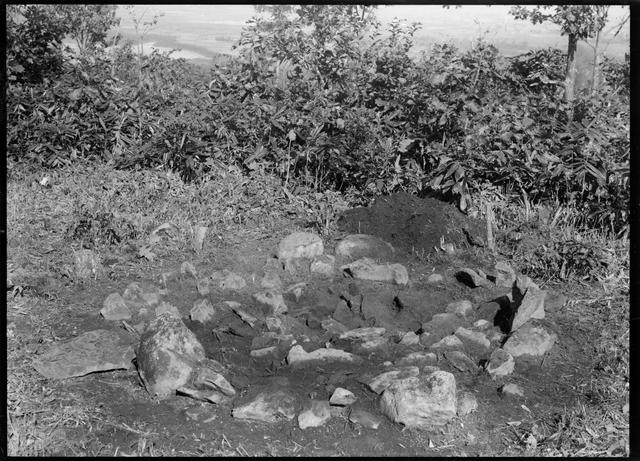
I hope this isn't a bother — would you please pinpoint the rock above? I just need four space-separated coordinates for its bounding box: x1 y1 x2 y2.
287 345 359 366
211 270 247 291
253 289 288 315
231 307 258 328
446 300 474 318
473 319 491 330
422 365 440 374
332 300 360 329
476 301 500 322
278 232 324 261
511 286 547 331
444 350 478 373
397 351 437 367
33 329 135 379
190 299 215 323
486 348 515 379
489 331 506 348
379 371 457 428
180 261 198 278
494 261 516 288
122 281 163 307
193 367 236 396
155 302 181 318
101 293 132 320
349 408 382 429
430 334 464 351
250 346 278 358
321 318 349 336
340 327 386 341
456 268 490 288
298 400 331 429
74 249 102 280
176 387 230 405
260 272 282 289
399 331 420 346
499 383 524 397
196 277 211 296
334 234 395 262
419 332 437 348
340 258 409 286
135 314 206 398
457 392 478 416
310 255 335 277
265 314 308 336
427 273 444 283
329 388 357 406
455 327 490 354
422 313 465 341
232 389 297 422
285 282 307 301
515 274 539 292
367 367 420 394
544 291 567 312
503 325 557 357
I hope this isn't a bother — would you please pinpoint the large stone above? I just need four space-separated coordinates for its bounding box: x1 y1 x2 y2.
511 286 547 331
422 313 465 341
232 389 297 422
494 261 516 288
310 255 336 277
486 348 515 379
503 325 557 357
340 258 409 286
287 345 359 366
444 350 478 373
155 301 181 318
33 329 135 379
399 331 420 346
190 299 216 323
253 289 288 315
430 334 464 352
379 371 457 428
455 327 491 355
298 400 331 429
335 234 395 262
135 314 206 398
277 232 324 261
329 387 357 406
396 351 437 367
367 367 420 394
101 293 132 320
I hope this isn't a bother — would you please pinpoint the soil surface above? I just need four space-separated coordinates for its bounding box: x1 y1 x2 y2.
9 193 601 456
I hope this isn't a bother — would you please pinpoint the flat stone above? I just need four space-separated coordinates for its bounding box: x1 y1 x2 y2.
457 392 478 416
287 345 358 366
499 383 524 397
456 268 491 288
430 334 464 351
444 350 478 373
335 234 395 262
455 327 491 354
340 258 409 286
190 299 215 323
503 325 557 357
396 351 437 367
349 408 382 429
494 261 516 288
310 255 335 277
486 348 515 379
253 289 288 315
446 300 474 318
232 389 297 422
368 366 420 394
33 329 135 379
298 400 331 429
277 232 324 261
379 371 457 428
329 387 357 406
511 286 547 331
427 273 444 283
101 293 132 320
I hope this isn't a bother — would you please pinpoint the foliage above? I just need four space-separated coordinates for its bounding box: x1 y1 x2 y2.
59 5 120 54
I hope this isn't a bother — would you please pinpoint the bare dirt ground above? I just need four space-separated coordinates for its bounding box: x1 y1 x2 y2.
6 164 629 456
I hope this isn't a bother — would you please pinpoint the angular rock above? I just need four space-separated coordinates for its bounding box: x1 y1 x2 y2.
427 273 444 283
253 289 288 315
211 270 247 291
379 371 457 428
329 387 357 406
499 383 524 397
321 318 349 336
310 255 335 277
231 306 257 328
190 299 215 323
486 348 515 379
511 286 547 331
298 400 331 429
33 329 135 379
277 232 324 261
446 300 474 318
135 314 205 398
232 389 297 422
457 392 478 416
515 274 539 292
444 350 478 373
399 331 420 346
74 249 102 280
101 293 132 320
430 334 464 351
349 408 382 429
473 319 491 330
476 301 500 322
155 301 181 318
455 327 490 354
335 234 394 262
456 268 490 288
494 261 516 288
340 258 409 286
260 272 282 290
340 327 386 341
332 300 360 329
193 367 236 396
503 325 557 357
422 313 465 341
397 351 437 367
287 345 358 366
266 314 308 336
368 366 420 394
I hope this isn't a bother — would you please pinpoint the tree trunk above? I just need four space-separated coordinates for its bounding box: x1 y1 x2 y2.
590 28 601 97
564 33 578 102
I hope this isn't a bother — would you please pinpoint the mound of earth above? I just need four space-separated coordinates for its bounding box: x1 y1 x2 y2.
337 192 485 255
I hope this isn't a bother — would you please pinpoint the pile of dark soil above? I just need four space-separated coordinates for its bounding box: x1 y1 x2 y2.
338 192 486 255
